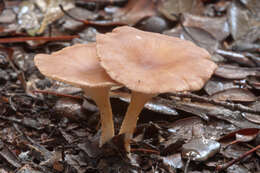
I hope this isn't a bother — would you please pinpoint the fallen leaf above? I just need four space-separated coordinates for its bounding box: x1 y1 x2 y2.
227 0 260 40
164 26 219 54
219 128 260 143
112 0 156 25
182 13 229 41
204 77 239 95
214 65 260 79
158 0 203 21
242 102 260 125
210 88 256 102
182 138 220 161
216 49 256 67
162 153 184 169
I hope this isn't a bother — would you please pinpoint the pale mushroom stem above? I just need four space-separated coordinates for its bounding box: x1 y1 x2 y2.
83 87 114 147
119 91 156 151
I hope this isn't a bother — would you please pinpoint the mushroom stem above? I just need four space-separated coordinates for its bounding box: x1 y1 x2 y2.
119 91 155 150
83 87 114 147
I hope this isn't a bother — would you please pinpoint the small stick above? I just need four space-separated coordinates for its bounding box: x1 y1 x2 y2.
216 144 260 171
0 96 8 103
169 92 260 114
130 148 160 155
0 47 27 90
0 35 79 43
32 89 82 100
59 5 89 25
184 157 191 173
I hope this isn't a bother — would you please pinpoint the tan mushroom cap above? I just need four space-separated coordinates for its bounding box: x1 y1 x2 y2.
97 26 217 94
34 43 116 88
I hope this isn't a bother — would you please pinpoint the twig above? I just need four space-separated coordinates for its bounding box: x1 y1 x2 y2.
13 123 53 160
0 95 8 103
0 115 43 130
184 157 191 173
216 144 260 171
130 148 160 155
0 35 79 43
0 115 22 124
0 139 22 168
0 47 27 90
32 89 82 100
59 4 88 25
169 92 260 114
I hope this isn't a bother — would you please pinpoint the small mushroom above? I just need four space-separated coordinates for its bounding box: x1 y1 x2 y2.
96 26 217 150
34 43 117 146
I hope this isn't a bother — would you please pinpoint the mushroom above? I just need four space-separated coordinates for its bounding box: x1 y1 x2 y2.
96 26 217 150
34 43 117 146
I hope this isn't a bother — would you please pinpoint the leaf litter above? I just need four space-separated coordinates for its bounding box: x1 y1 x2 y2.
0 0 259 172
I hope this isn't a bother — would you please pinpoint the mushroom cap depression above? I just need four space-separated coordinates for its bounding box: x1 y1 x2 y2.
34 43 116 88
97 26 217 94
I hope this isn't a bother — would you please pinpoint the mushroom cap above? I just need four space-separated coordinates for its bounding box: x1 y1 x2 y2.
96 26 217 94
34 43 116 88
